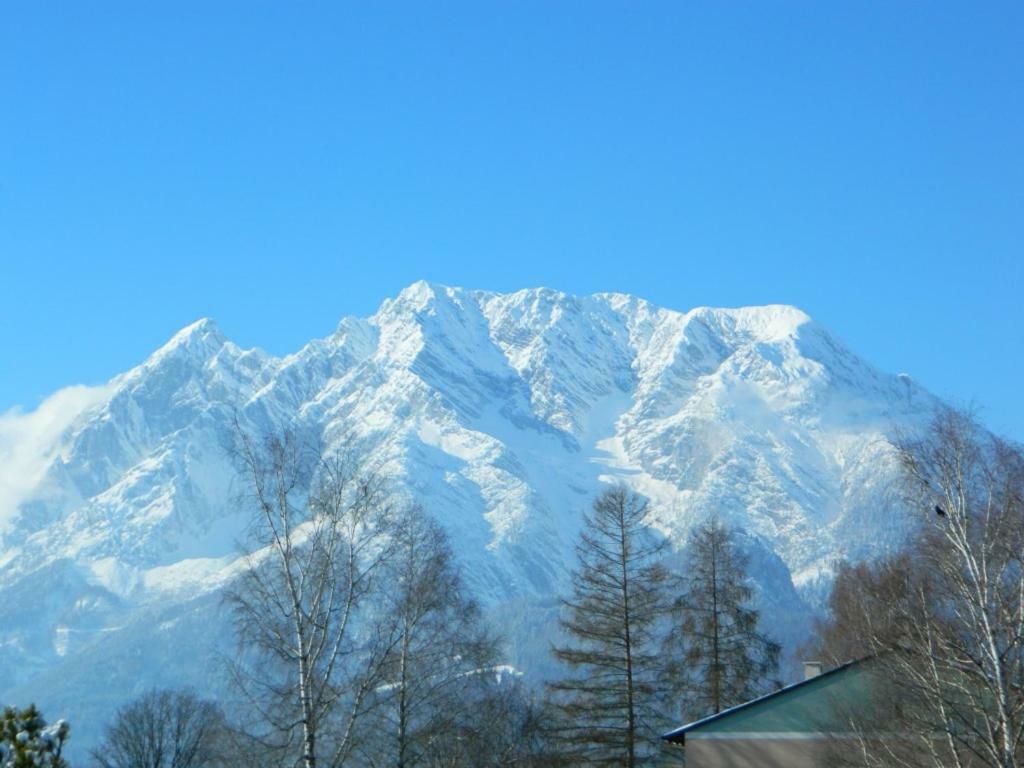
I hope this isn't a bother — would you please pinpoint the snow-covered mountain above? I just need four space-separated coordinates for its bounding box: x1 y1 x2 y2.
0 282 934 751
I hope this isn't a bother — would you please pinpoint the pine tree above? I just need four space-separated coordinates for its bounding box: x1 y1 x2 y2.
548 486 672 767
668 518 779 718
0 705 69 768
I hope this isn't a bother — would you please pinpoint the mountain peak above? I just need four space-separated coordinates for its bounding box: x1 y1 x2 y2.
0 283 937 755
176 316 219 336
128 318 232 377
157 317 223 352
393 279 449 307
696 304 814 341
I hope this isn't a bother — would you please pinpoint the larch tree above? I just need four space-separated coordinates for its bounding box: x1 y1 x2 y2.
668 517 779 720
548 485 673 767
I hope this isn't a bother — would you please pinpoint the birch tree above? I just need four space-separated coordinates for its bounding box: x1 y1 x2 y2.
225 429 397 768
813 407 1024 768
883 408 1024 768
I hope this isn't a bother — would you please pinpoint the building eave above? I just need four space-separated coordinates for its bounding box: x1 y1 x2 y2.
661 657 871 744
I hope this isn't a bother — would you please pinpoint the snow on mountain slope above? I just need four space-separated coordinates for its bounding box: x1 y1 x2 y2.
0 282 936 751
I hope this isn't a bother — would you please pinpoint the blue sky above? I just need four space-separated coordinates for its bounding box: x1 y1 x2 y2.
1 2 1021 438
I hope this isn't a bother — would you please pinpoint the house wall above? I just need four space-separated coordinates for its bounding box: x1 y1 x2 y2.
685 737 830 768
685 736 972 768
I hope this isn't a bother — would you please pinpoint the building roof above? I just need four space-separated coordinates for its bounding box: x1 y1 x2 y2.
662 657 872 744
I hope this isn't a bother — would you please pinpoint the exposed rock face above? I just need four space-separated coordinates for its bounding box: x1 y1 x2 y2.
0 282 934 750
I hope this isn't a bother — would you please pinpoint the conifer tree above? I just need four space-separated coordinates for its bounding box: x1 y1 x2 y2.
0 705 69 768
548 486 672 767
668 518 779 718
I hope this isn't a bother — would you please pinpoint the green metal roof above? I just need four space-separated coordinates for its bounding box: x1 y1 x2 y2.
663 658 874 743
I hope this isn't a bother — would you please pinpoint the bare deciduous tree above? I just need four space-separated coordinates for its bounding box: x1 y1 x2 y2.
548 485 672 767
225 428 397 768
91 689 225 768
813 407 1024 768
358 506 500 768
809 554 919 668
422 675 563 768
665 517 780 720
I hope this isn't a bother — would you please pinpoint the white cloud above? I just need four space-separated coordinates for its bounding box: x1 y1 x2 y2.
0 384 115 529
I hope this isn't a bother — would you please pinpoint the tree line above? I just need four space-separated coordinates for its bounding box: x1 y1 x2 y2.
10 406 1021 767
59 425 782 768
7 425 786 767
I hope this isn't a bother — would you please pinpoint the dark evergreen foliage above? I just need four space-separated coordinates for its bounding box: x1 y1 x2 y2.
0 705 69 768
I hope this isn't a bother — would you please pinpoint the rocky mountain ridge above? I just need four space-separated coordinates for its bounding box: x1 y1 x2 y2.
0 282 934 749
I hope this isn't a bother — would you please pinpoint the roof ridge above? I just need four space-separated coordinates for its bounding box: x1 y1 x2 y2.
661 656 872 743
